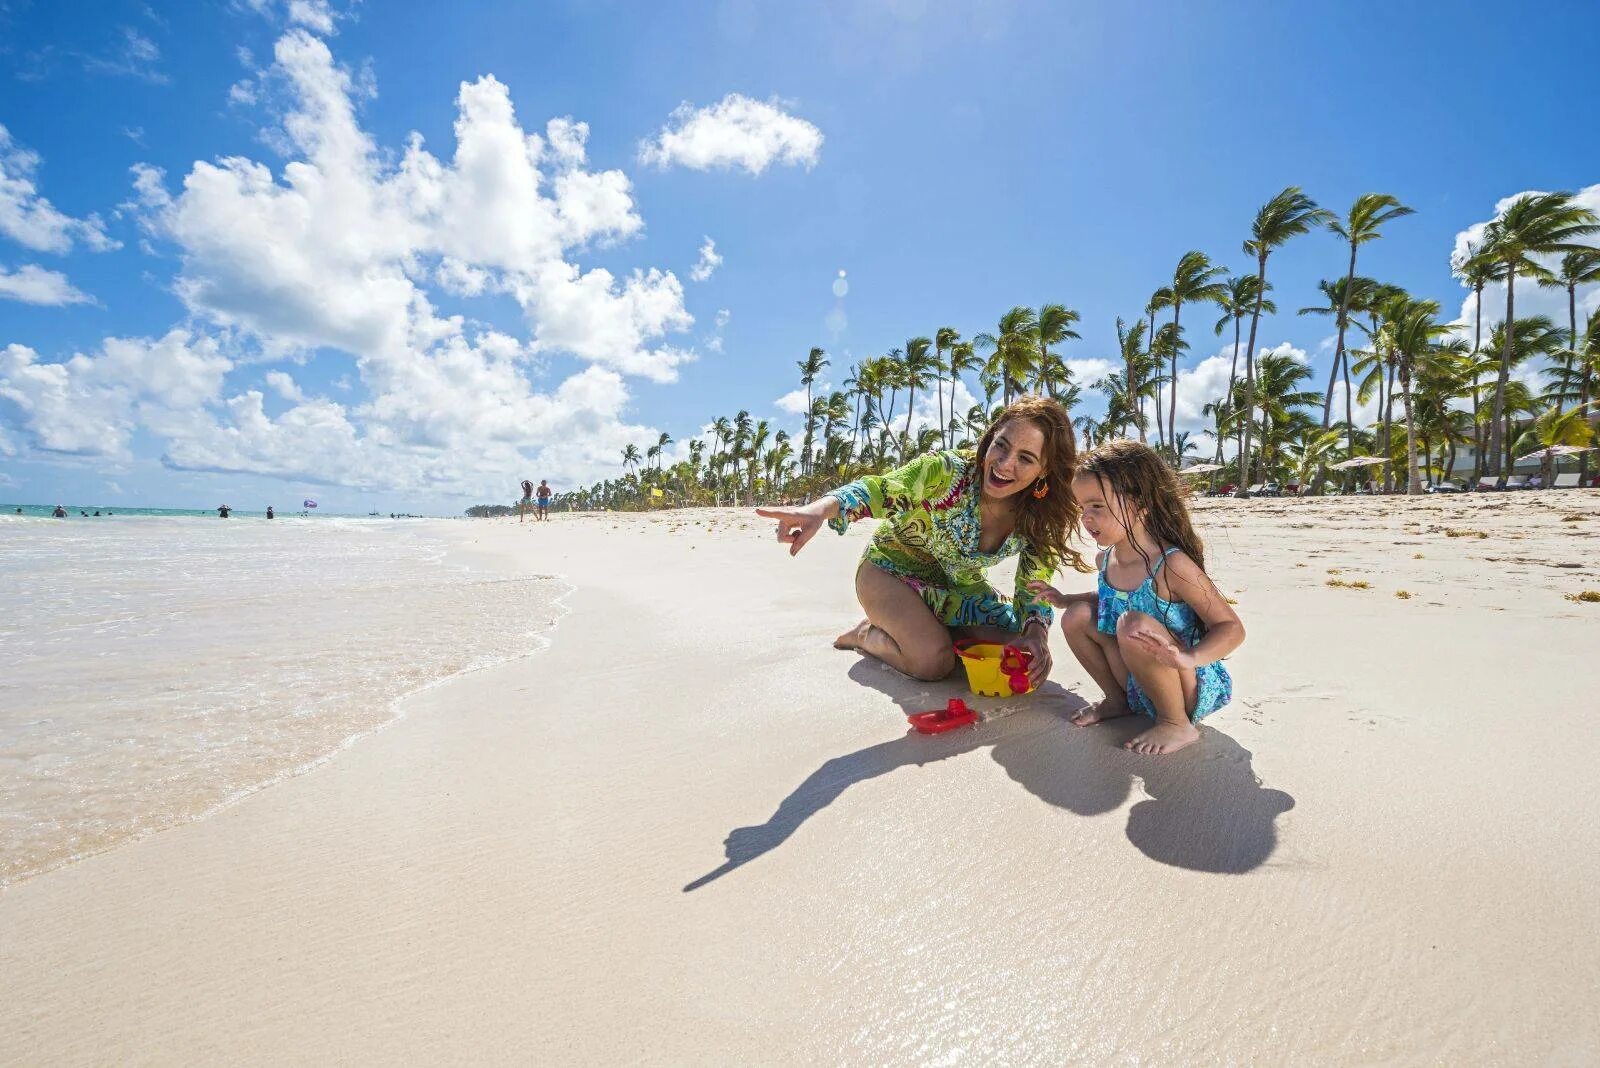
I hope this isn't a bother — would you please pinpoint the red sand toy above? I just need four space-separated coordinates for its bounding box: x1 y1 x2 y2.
907 698 978 734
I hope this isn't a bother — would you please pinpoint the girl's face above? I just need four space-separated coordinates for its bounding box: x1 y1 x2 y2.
981 419 1047 502
1072 473 1141 547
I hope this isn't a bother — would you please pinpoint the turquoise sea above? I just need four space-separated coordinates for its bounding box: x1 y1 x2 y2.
2 503 407 519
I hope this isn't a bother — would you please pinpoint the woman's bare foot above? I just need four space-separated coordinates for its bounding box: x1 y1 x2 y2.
1069 694 1131 727
834 618 873 650
1123 720 1200 755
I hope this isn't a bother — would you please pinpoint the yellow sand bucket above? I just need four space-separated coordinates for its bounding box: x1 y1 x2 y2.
953 640 1036 698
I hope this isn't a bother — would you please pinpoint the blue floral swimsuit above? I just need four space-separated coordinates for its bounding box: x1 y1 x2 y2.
1097 547 1232 721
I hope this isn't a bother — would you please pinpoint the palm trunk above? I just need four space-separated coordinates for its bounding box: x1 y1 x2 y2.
1582 364 1594 485
903 381 916 446
1154 376 1165 449
1168 303 1182 464
1470 283 1484 486
1402 367 1420 494
1382 358 1395 492
1488 265 1515 485
1561 283 1576 417
1317 241 1360 495
1227 315 1242 484
1238 252 1268 496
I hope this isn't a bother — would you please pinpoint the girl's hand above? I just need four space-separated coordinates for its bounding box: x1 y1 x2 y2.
1125 622 1195 671
1014 623 1053 689
1024 580 1075 609
754 501 830 557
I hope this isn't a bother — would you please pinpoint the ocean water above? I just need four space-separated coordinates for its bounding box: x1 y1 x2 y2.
0 514 561 887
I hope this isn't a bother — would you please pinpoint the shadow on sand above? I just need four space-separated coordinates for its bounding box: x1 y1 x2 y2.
684 659 1294 891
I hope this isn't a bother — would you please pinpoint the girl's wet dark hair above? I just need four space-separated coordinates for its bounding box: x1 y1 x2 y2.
1078 439 1205 572
973 395 1089 575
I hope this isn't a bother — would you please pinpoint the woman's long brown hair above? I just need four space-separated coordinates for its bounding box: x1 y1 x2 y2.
1078 438 1206 571
973 395 1089 574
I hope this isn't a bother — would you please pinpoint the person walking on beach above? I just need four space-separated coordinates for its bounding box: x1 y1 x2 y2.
756 396 1086 687
217 504 231 518
266 506 275 519
536 479 552 521
1027 440 1245 756
519 478 535 522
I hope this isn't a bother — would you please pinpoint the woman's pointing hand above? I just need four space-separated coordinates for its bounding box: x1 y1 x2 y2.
754 500 832 557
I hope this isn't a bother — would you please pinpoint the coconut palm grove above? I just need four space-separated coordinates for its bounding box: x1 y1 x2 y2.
565 188 1600 512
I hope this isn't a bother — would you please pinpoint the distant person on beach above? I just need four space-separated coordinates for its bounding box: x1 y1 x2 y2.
519 478 535 522
756 396 1086 688
537 479 551 521
266 506 275 519
218 505 231 518
14 507 20 514
52 505 66 518
1027 440 1246 756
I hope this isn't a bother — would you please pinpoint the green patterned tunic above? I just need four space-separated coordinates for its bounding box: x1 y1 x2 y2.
825 449 1056 632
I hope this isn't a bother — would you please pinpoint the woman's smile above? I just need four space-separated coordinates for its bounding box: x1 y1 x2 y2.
986 467 1017 491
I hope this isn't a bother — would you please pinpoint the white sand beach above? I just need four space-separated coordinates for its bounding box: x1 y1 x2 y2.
3 495 1599 1064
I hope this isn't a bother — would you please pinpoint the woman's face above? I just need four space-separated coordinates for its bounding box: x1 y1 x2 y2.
981 419 1047 502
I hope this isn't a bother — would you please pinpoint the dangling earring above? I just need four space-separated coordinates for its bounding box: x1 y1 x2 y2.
1031 478 1049 500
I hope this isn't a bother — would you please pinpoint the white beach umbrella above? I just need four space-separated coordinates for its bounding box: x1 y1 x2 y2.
1514 444 1594 464
1330 455 1390 470
1178 463 1224 474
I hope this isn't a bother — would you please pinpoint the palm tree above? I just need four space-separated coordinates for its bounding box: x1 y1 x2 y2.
947 341 982 447
655 431 672 474
1216 275 1275 470
1468 192 1599 483
621 443 641 478
1145 290 1168 445
1536 248 1600 419
902 336 935 448
1147 321 1186 458
1238 187 1333 494
1451 243 1503 483
1378 296 1454 493
1035 353 1074 404
1250 350 1320 481
934 326 960 451
796 346 828 477
1321 194 1414 478
1035 302 1081 399
1114 316 1153 441
975 306 1041 403
1299 275 1379 478
1158 251 1229 461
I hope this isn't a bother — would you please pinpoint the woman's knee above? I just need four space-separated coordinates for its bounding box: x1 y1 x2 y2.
905 644 957 681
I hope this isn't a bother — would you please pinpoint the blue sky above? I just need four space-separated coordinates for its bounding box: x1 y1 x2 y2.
2 0 1598 513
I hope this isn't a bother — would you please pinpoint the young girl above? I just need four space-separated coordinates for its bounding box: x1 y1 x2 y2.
1027 440 1244 756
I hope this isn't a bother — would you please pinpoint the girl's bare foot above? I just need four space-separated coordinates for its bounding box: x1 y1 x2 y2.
834 618 873 650
1124 721 1200 755
1069 695 1131 727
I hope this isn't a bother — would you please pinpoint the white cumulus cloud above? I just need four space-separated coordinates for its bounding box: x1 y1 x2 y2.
1 28 715 498
0 125 119 254
0 263 94 305
689 236 722 282
639 94 823 175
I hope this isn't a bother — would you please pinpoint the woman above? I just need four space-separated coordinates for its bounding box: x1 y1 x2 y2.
756 396 1087 687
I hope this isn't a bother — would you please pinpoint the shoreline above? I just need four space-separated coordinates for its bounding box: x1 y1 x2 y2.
1 519 571 891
